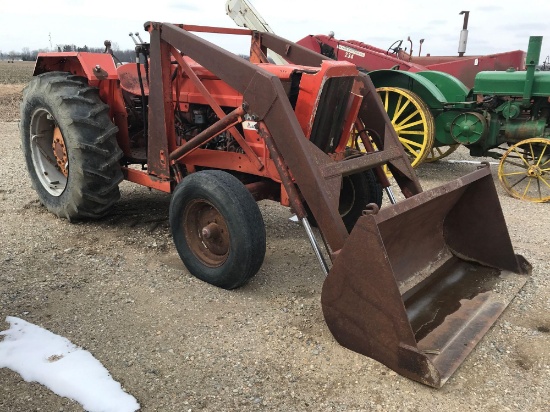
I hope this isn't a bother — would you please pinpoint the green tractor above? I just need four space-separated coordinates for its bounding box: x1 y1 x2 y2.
367 36 550 202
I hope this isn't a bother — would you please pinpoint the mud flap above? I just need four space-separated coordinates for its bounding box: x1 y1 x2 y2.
321 166 531 387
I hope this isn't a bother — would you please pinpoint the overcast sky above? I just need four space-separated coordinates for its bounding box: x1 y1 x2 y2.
1 0 549 61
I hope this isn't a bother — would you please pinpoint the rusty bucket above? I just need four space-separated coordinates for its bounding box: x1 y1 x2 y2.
321 165 531 387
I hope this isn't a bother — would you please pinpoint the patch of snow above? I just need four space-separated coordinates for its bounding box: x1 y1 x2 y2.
0 316 140 412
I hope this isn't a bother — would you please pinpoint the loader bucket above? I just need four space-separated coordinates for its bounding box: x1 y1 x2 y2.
321 166 531 387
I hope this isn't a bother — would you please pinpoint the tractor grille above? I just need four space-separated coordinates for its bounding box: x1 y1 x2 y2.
309 76 354 153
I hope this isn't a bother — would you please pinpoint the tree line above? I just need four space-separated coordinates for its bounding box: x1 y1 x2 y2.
1 44 138 63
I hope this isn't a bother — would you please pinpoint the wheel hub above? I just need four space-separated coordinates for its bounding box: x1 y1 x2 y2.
52 127 68 177
201 222 221 240
184 200 230 267
527 165 542 177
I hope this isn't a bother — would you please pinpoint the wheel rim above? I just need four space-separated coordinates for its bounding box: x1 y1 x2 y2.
498 138 550 203
183 199 230 267
29 108 68 196
376 87 435 167
424 144 460 163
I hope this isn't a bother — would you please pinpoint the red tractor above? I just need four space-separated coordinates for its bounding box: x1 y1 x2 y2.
21 23 530 387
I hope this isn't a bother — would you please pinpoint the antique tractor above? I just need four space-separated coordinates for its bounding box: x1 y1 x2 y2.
314 35 550 202
366 36 550 202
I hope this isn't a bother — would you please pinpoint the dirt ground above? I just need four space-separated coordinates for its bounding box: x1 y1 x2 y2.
1 99 549 409
0 62 33 122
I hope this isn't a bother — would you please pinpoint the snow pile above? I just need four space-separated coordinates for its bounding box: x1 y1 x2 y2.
0 316 140 412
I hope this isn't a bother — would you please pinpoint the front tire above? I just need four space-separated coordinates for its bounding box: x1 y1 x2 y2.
169 170 266 289
340 170 383 231
20 72 123 220
306 169 383 232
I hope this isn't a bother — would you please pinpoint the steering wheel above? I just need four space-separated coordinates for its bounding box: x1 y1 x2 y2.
386 40 403 55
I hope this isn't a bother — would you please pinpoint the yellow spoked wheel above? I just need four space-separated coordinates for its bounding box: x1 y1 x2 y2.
498 138 550 203
424 144 460 163
376 87 435 167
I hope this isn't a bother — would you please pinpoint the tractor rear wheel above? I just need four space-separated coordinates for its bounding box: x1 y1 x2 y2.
376 87 435 168
424 144 460 162
20 72 123 220
169 170 266 289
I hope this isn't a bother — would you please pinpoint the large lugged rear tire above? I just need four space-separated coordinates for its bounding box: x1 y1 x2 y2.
20 72 123 220
169 170 267 289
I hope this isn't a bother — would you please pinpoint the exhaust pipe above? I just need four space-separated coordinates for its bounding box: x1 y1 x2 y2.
458 11 470 57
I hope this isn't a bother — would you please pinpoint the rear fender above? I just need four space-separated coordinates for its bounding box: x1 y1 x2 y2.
416 71 469 102
33 52 119 84
369 69 448 109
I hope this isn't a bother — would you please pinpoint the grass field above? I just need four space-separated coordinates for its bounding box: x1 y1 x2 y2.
0 60 34 84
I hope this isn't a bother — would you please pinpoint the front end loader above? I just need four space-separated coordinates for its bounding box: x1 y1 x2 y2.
21 24 531 387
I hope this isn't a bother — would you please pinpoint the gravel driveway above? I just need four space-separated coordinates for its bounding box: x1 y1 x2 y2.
1 120 548 411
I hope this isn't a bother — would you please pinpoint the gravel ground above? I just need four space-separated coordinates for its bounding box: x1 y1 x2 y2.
1 120 549 411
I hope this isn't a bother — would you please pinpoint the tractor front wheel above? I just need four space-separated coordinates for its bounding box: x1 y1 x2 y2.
498 138 550 202
306 169 382 232
169 170 266 289
339 170 383 231
20 72 123 220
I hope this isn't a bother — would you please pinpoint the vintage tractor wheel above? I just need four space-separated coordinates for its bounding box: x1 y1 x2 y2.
20 72 123 220
376 87 435 168
169 170 266 289
498 138 550 202
306 170 382 232
424 144 460 162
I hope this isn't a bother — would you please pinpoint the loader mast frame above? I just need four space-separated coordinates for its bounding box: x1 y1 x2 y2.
145 22 421 253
